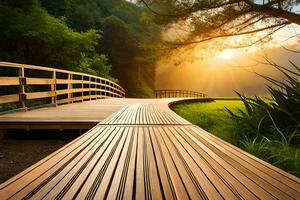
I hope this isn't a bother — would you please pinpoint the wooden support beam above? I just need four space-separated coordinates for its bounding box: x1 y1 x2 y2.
67 73 72 104
51 71 56 104
18 67 26 109
89 77 91 100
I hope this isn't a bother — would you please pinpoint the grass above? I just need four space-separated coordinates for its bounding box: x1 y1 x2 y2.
0 103 17 112
172 100 244 144
172 100 300 177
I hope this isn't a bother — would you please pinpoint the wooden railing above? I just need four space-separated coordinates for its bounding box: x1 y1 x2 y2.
155 89 209 98
0 61 125 110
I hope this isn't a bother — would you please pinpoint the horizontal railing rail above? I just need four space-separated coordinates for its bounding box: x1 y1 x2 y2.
155 89 209 98
0 61 125 111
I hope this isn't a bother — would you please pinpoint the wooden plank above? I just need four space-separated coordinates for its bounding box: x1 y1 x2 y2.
122 128 138 200
55 88 121 96
135 126 146 200
182 127 283 199
0 125 105 199
26 91 54 99
9 126 111 199
0 94 19 104
159 127 207 199
26 78 54 85
106 127 135 199
154 127 190 199
58 127 119 199
189 126 300 197
149 126 175 200
75 127 127 199
174 126 257 199
1 98 300 199
0 77 19 85
36 127 116 199
144 127 163 199
56 95 106 104
0 62 125 91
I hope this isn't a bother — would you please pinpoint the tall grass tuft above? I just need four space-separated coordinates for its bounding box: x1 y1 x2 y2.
227 60 300 144
227 59 300 176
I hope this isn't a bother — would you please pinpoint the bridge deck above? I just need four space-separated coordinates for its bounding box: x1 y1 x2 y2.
0 99 300 199
0 98 144 129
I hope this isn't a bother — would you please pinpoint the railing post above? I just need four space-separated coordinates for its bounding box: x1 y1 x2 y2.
97 79 99 99
18 67 26 109
81 75 84 102
108 82 111 97
89 77 91 100
51 71 56 104
67 73 72 104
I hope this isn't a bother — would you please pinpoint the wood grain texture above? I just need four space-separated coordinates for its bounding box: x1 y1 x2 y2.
0 98 299 200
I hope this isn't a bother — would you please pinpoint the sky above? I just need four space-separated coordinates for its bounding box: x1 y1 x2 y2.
155 26 300 97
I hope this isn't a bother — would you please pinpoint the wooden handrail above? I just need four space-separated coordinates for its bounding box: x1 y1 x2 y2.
0 61 125 110
155 89 209 98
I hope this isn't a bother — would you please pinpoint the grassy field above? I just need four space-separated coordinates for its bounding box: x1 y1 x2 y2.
172 100 300 177
172 100 244 144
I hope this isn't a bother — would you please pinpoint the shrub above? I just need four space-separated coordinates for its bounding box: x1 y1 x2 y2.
227 60 300 145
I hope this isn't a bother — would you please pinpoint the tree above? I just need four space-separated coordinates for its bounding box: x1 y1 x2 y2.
0 0 111 76
40 0 73 17
0 0 161 97
100 16 141 94
78 54 114 80
140 0 300 47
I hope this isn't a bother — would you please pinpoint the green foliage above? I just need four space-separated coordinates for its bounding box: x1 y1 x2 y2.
0 1 110 76
240 136 300 176
0 0 161 97
227 62 300 144
78 53 116 82
172 100 244 144
40 0 73 17
224 60 300 176
240 136 272 159
139 1 300 49
99 11 158 97
130 80 155 98
0 103 17 112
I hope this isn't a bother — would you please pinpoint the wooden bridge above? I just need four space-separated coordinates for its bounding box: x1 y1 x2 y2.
155 89 208 98
0 63 300 199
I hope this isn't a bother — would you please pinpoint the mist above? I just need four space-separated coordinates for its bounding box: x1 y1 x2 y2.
155 42 300 97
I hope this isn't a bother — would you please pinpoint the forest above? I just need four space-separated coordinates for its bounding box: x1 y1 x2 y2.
0 0 160 97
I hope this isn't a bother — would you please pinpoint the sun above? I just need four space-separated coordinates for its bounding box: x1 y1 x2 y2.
217 49 235 60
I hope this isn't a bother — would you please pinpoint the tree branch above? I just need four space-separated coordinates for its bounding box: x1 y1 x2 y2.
168 22 290 46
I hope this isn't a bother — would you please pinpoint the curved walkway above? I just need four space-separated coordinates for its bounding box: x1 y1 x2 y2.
0 98 300 199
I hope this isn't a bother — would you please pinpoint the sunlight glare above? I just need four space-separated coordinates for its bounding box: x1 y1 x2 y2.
217 49 235 60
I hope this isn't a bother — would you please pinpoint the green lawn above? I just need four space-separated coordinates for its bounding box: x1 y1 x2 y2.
172 100 244 145
172 100 300 177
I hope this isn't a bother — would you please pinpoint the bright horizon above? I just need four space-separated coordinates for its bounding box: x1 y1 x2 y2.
156 25 300 96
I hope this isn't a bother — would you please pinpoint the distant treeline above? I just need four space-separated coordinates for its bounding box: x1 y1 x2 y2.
0 0 160 97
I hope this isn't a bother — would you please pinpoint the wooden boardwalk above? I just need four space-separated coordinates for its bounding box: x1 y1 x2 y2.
0 98 140 129
1 98 300 199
